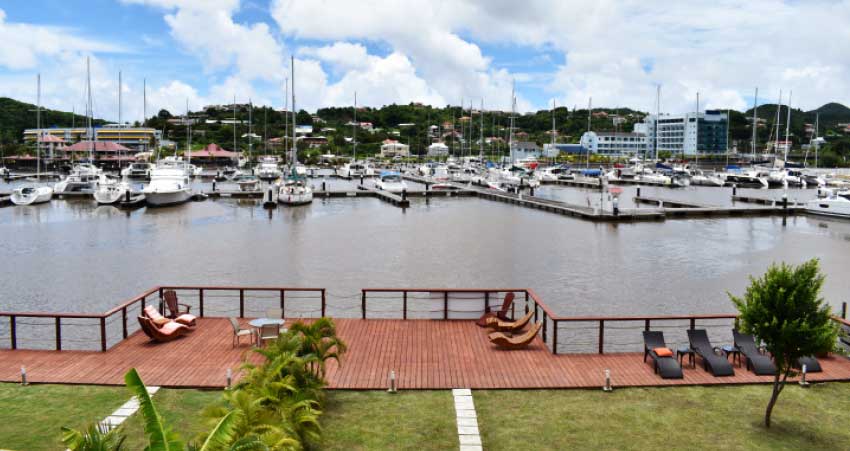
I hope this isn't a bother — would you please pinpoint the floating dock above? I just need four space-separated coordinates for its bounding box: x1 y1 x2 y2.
633 196 714 208
118 194 146 209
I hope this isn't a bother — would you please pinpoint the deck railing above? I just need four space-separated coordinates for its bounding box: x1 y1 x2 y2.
0 286 326 352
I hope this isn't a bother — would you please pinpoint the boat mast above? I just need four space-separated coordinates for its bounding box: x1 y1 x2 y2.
87 57 93 165
814 112 819 168
655 85 660 162
774 89 782 162
283 76 289 159
118 70 122 170
695 92 699 168
586 96 591 168
185 99 191 168
233 96 237 156
353 91 357 162
36 73 41 178
508 81 515 166
784 90 792 163
479 98 484 162
751 87 758 156
248 99 253 161
551 99 556 165
725 109 730 168
291 55 297 166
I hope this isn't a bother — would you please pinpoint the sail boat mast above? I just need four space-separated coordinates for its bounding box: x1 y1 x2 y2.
353 92 357 162
118 71 123 169
586 96 592 168
291 55 297 165
695 92 699 168
784 90 792 163
86 57 93 164
774 89 782 162
36 73 41 178
479 98 484 161
751 88 758 155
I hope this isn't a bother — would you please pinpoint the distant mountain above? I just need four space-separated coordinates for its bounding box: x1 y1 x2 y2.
0 97 105 144
809 102 850 122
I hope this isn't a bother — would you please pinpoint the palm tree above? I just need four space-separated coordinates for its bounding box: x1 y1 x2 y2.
287 318 348 377
61 423 126 451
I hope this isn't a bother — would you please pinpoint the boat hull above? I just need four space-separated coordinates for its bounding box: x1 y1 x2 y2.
143 189 192 207
11 186 53 206
278 191 313 205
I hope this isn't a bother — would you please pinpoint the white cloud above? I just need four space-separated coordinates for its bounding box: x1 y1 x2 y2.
0 8 124 70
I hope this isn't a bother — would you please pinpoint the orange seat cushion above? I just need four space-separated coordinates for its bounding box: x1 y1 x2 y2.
160 321 183 334
144 306 164 321
152 317 170 327
653 347 673 357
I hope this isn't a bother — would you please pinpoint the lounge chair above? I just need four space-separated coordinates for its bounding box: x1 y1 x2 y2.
484 310 534 333
257 323 280 346
643 331 684 379
143 305 196 328
732 330 777 376
162 290 194 320
229 317 253 347
488 322 542 350
137 316 190 343
687 329 735 377
476 292 515 327
796 356 823 373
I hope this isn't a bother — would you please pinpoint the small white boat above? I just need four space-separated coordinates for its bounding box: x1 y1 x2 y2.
278 173 313 206
142 167 192 207
93 177 130 205
0 167 9 178
337 161 374 178
11 185 53 205
233 174 260 192
690 170 725 187
54 163 102 194
121 162 155 179
535 165 573 182
257 157 282 181
375 171 407 193
806 190 850 219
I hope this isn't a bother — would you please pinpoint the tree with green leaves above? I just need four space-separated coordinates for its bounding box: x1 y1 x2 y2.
729 259 838 427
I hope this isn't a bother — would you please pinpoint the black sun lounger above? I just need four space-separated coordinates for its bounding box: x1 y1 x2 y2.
733 330 777 376
643 331 684 379
796 356 822 373
687 329 735 377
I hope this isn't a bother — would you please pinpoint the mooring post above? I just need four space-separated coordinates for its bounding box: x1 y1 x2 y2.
212 179 217 192
732 183 737 196
842 301 847 319
636 186 641 197
401 189 407 202
613 197 619 216
125 189 130 203
322 180 326 191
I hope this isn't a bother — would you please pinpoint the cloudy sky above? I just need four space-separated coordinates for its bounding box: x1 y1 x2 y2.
1 0 848 123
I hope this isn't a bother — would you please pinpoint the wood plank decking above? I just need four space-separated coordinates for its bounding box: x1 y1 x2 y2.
2 318 850 389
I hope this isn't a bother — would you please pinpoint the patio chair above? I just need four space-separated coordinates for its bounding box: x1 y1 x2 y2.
643 331 684 379
229 317 253 347
162 290 193 320
687 329 735 377
484 310 534 333
257 323 281 346
137 316 190 343
265 308 283 319
732 330 777 376
476 292 515 327
488 322 542 350
796 356 823 373
143 305 196 328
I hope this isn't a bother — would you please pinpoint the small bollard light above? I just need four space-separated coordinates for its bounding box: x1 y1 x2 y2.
387 370 397 393
799 364 809 387
226 368 232 389
21 366 28 386
603 369 613 392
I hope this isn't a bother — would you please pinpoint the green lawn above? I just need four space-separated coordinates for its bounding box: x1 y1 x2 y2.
318 391 457 450
0 382 128 451
118 388 223 449
475 383 850 450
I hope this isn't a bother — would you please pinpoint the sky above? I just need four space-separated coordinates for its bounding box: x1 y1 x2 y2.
0 0 849 123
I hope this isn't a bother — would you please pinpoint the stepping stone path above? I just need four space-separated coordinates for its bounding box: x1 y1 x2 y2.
453 388 482 451
100 386 160 431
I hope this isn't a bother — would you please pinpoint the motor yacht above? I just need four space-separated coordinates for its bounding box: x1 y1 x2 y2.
375 171 407 193
142 166 192 207
806 190 850 219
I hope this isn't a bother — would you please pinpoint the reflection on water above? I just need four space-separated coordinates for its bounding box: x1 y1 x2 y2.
1 183 850 319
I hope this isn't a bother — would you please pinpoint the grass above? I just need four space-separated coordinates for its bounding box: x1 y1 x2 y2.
475 383 850 450
318 391 457 450
118 388 223 448
0 382 128 451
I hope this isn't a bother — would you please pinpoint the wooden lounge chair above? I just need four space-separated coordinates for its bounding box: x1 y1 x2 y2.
488 322 542 349
137 316 190 343
687 329 734 377
162 290 193 320
143 305 196 329
476 292 515 327
229 317 253 347
484 310 534 333
732 330 777 376
643 331 684 379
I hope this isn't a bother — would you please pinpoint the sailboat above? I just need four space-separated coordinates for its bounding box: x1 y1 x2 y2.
11 74 54 206
279 56 313 206
55 59 103 195
95 71 131 204
143 100 193 207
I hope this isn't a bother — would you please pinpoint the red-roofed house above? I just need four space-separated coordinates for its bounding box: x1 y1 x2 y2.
186 143 239 165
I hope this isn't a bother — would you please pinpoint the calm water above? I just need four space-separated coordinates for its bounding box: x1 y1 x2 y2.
2 180 850 321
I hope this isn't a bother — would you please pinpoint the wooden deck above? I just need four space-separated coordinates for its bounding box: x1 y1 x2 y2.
2 318 850 389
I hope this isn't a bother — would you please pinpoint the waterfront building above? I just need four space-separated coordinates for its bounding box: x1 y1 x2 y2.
643 110 728 157
427 142 449 157
543 143 587 156
509 141 540 162
186 143 239 166
380 139 410 158
579 131 647 157
24 125 160 152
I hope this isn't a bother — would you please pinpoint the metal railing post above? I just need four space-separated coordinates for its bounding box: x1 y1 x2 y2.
598 320 605 354
444 292 449 320
55 317 62 351
361 291 366 319
199 289 204 318
9 316 15 350
552 319 558 355
484 292 490 313
321 289 326 317
280 290 286 317
689 318 695 330
100 317 107 352
239 289 245 318
403 291 408 320
122 307 127 339
542 311 547 342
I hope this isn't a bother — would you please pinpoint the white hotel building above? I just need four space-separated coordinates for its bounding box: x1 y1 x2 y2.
643 110 728 157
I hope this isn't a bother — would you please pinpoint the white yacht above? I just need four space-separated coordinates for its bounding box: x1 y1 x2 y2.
93 176 130 205
806 190 850 219
54 163 102 194
233 174 260 192
11 185 53 206
690 169 724 187
336 161 374 178
535 165 573 182
375 171 407 193
256 157 282 181
121 162 155 179
142 166 192 207
0 167 9 178
722 167 769 188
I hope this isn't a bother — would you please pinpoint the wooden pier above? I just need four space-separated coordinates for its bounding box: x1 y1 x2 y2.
357 185 410 207
633 196 714 208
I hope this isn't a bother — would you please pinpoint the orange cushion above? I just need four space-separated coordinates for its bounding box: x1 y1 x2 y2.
160 321 183 334
177 314 197 324
152 316 170 327
144 306 164 321
653 347 673 357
